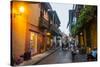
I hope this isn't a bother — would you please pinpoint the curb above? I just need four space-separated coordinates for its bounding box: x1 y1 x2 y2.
18 47 60 66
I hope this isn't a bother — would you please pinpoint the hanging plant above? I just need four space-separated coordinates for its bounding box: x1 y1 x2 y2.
71 6 96 36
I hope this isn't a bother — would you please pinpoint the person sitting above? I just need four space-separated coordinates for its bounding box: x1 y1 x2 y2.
91 48 97 61
87 48 97 61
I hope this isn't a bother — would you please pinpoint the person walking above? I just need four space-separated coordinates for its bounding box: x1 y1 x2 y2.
62 42 64 50
71 43 76 61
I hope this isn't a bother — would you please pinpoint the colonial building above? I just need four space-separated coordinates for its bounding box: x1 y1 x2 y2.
11 1 53 64
11 1 61 65
67 4 97 54
39 2 53 51
67 10 75 33
48 11 61 48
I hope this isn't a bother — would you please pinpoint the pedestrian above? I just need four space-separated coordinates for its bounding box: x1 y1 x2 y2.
62 42 64 50
91 48 97 61
71 44 76 61
76 48 79 54
87 48 97 61
70 44 74 52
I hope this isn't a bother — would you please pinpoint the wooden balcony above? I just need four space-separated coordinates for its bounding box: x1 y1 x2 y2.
39 17 49 30
49 24 61 36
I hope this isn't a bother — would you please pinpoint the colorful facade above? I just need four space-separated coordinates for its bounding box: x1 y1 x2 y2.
11 1 61 65
68 5 97 54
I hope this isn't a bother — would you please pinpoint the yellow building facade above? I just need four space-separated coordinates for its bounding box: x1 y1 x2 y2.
11 1 42 63
11 1 53 64
78 18 97 53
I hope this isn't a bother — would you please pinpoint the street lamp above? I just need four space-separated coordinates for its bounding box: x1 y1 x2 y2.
80 32 83 35
12 5 25 18
47 32 51 36
19 6 25 13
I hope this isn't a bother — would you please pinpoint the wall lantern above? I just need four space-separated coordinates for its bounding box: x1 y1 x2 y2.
12 5 26 18
19 6 25 13
47 32 51 36
80 32 83 35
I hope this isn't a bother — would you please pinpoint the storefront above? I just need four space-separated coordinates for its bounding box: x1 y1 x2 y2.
37 34 44 53
29 31 38 56
29 31 46 54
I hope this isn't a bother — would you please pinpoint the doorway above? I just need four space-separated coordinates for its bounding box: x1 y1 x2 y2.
30 31 38 55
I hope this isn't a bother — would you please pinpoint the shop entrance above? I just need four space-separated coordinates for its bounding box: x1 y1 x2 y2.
30 31 38 55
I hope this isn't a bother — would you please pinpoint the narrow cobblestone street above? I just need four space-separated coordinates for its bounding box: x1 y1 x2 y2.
36 48 72 65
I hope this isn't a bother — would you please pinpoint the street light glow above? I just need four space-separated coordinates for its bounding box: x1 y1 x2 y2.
19 6 25 13
47 32 51 36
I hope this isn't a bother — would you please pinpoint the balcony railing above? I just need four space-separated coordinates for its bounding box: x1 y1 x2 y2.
49 24 61 36
39 17 49 29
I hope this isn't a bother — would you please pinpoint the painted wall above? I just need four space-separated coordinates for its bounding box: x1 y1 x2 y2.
12 2 41 61
90 21 97 49
28 4 40 26
12 2 27 60
83 28 87 47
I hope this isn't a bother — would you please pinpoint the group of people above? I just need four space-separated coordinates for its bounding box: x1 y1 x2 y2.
61 42 68 50
87 48 97 61
61 37 97 61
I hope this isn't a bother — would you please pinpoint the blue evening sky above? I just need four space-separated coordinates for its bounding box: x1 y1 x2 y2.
50 3 73 36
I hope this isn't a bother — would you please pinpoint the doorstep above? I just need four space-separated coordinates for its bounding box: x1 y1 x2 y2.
18 47 59 66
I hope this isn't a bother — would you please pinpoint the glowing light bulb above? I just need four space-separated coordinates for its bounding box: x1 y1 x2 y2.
19 6 25 13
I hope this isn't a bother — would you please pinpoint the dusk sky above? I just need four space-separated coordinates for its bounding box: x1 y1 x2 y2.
50 3 73 36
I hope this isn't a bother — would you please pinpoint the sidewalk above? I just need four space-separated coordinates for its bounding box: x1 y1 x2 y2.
18 47 59 66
